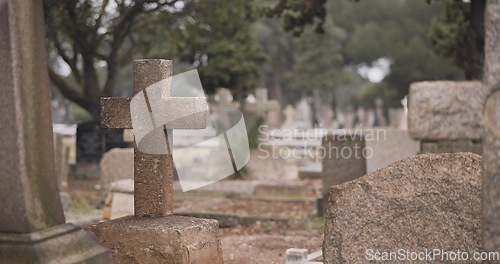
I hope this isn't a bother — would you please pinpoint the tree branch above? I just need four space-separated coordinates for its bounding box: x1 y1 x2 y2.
48 66 89 111
53 34 82 84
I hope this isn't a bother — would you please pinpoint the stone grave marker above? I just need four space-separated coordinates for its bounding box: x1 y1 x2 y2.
323 153 482 263
244 87 282 128
374 97 387 126
86 59 223 263
0 0 111 262
321 132 367 215
482 0 500 253
295 98 313 129
321 132 366 190
365 128 419 173
211 88 241 130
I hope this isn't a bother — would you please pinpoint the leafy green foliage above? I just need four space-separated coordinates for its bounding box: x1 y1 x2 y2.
284 20 348 103
140 0 266 101
45 0 266 119
262 0 328 36
328 0 464 105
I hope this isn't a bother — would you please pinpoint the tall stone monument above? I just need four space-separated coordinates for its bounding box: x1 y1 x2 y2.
482 0 500 254
0 0 111 262
408 0 500 255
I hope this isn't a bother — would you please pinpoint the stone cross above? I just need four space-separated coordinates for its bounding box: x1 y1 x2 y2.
100 59 208 216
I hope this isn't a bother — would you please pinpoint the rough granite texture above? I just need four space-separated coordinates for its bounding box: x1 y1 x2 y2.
101 97 133 129
86 215 223 264
408 81 488 140
323 153 482 264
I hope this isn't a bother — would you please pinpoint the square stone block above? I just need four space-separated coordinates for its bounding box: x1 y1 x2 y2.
86 215 223 264
408 81 488 140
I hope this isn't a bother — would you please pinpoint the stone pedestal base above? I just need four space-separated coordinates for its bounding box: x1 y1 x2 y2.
85 215 223 264
0 223 111 263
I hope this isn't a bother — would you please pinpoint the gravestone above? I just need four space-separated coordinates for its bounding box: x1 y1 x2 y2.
295 98 313 129
482 0 500 253
0 0 111 262
323 153 482 263
54 133 71 209
100 148 134 196
211 88 241 130
244 87 282 128
374 97 387 126
365 128 419 173
344 105 355 129
321 132 366 202
86 59 223 263
355 107 367 127
76 121 131 178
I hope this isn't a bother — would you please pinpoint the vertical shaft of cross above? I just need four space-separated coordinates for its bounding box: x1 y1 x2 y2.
133 59 174 216
482 0 500 253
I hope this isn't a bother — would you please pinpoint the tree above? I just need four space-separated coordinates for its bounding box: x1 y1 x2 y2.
285 19 347 104
44 0 184 119
269 0 484 81
142 0 266 103
44 0 265 119
253 18 294 105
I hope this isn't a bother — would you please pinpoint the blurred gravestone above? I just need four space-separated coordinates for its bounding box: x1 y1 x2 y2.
76 121 131 178
321 132 366 214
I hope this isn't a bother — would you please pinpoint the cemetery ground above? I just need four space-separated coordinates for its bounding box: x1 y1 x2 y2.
64 175 324 263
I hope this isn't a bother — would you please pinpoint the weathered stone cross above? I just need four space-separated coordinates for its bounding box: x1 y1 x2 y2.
409 0 500 253
100 59 208 216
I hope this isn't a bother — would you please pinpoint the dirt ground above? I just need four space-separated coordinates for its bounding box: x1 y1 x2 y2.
66 177 324 263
